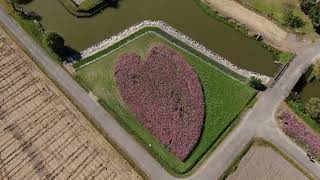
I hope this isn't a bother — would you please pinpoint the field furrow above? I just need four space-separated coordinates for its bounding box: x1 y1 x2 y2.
0 27 142 180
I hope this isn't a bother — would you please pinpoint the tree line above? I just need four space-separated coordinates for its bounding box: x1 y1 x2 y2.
300 0 320 31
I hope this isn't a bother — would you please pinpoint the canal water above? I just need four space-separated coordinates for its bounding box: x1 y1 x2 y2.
300 81 320 102
25 0 279 76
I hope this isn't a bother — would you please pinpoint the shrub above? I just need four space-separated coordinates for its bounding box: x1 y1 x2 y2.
43 31 65 53
283 9 305 28
249 77 266 91
114 45 205 161
305 97 320 122
308 64 320 82
309 3 320 27
300 0 317 14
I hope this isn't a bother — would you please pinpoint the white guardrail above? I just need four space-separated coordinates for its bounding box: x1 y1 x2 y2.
79 20 272 84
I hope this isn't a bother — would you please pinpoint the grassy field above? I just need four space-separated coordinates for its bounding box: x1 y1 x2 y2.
237 0 319 39
75 31 256 174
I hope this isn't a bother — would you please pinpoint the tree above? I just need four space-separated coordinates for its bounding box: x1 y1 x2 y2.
300 0 317 14
249 77 266 91
305 97 320 121
283 9 305 28
307 64 320 82
309 3 320 27
43 31 65 53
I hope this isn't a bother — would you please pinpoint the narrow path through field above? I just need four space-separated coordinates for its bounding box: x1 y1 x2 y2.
203 0 311 53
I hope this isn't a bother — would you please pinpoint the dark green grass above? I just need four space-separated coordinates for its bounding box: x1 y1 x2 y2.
75 32 256 175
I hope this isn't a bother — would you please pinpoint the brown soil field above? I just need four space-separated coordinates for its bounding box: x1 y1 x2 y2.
0 27 142 180
226 144 308 180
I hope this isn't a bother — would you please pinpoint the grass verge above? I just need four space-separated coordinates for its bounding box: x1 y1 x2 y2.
75 31 256 175
10 12 62 63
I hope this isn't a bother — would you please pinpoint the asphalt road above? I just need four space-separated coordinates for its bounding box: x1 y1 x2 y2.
1 6 320 180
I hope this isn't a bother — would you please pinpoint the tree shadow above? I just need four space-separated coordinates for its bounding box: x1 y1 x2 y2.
25 11 42 21
56 46 81 63
315 26 320 34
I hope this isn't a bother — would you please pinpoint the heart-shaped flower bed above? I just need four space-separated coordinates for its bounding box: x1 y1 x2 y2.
114 45 205 161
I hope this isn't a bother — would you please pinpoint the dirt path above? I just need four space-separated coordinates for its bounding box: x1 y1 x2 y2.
203 0 311 53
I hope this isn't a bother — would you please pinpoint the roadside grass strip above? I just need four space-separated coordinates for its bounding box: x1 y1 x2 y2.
75 31 256 175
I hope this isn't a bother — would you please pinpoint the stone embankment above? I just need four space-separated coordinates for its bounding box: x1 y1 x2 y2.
79 21 272 84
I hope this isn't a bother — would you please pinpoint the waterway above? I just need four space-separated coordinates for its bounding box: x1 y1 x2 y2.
25 0 279 76
300 81 320 102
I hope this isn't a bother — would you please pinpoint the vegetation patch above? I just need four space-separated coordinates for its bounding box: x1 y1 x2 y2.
236 0 319 39
57 0 118 17
115 45 205 161
195 0 295 64
287 64 320 132
75 31 256 174
278 106 320 161
284 64 320 162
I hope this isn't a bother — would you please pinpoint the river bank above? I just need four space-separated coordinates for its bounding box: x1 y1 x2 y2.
77 21 271 84
203 0 311 54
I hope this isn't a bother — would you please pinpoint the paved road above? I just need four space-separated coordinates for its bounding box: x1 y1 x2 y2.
1 6 320 180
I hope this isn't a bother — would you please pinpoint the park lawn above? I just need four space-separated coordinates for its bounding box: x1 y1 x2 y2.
238 0 319 39
75 31 256 174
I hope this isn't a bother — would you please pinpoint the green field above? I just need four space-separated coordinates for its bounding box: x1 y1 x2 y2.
75 31 256 174
238 0 319 39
